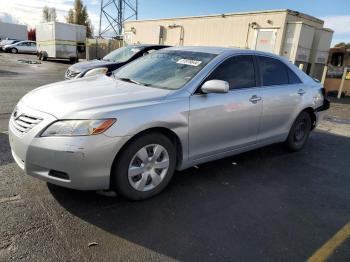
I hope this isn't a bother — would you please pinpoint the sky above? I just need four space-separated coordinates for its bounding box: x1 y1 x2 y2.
0 0 349 45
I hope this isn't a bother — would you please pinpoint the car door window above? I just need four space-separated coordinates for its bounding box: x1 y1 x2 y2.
258 56 289 86
206 55 256 90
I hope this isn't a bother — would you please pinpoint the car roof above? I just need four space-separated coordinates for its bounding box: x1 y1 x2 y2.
164 46 287 60
130 44 169 49
15 40 35 43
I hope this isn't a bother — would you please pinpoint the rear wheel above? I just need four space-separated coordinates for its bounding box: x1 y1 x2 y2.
112 133 176 200
285 112 312 152
11 48 18 54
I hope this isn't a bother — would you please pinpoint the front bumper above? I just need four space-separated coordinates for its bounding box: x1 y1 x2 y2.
9 102 129 190
315 97 330 112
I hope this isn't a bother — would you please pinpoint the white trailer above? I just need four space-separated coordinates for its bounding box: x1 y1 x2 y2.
36 21 86 62
0 21 27 40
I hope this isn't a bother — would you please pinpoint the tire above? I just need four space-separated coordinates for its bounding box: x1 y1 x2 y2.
11 48 18 54
112 133 177 200
69 57 78 64
285 111 312 152
38 52 42 60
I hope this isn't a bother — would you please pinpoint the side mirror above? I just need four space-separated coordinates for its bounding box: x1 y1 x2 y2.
201 80 229 94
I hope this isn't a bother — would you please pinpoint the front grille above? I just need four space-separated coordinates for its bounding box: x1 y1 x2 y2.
65 69 80 79
12 114 42 134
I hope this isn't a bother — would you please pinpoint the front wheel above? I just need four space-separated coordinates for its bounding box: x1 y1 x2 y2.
285 112 312 152
112 133 176 200
11 48 18 54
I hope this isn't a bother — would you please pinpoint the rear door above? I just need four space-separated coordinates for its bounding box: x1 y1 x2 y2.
256 55 304 142
189 55 262 160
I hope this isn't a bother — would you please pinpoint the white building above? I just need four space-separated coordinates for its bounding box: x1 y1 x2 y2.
125 9 333 79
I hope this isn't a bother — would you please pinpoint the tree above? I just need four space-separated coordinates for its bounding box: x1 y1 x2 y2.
334 42 350 48
28 28 36 41
66 0 94 37
42 6 57 22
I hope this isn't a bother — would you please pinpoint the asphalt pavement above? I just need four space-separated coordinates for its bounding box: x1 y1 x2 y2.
1 52 350 262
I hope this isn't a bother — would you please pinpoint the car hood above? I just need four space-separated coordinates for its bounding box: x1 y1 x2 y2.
70 59 119 72
21 75 172 119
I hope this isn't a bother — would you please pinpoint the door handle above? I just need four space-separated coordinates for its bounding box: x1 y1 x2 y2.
297 89 306 95
249 95 262 103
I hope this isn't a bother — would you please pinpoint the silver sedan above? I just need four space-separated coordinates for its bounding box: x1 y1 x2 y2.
9 47 329 200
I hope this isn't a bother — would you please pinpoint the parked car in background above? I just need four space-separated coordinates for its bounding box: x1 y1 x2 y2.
4 40 37 54
65 44 169 79
0 39 19 51
9 47 329 200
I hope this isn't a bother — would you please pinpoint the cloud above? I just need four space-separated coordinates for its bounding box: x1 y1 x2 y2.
322 15 350 34
0 0 100 30
0 12 20 24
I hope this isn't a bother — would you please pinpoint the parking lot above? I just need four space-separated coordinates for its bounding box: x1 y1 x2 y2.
1 52 350 261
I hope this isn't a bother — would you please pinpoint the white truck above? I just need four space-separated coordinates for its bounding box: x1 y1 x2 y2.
0 21 27 41
36 21 86 63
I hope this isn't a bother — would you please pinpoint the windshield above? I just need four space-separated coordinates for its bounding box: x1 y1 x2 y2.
103 46 142 62
114 50 216 90
1 40 15 45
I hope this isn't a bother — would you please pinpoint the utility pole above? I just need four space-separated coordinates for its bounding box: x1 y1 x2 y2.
98 0 138 38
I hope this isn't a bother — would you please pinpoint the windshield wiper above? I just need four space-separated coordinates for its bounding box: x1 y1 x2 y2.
117 77 150 86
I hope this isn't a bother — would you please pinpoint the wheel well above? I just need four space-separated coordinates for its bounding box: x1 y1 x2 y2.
302 107 317 129
110 127 183 189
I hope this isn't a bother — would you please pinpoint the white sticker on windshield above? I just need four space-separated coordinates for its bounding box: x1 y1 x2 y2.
176 59 202 66
131 48 141 53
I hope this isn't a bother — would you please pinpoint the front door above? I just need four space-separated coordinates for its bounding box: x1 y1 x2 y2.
189 55 262 160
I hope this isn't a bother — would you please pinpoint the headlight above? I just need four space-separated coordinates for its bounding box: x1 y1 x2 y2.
83 67 108 78
41 119 116 137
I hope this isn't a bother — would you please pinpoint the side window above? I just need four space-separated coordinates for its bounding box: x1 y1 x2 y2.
207 55 256 90
286 67 302 84
258 56 289 86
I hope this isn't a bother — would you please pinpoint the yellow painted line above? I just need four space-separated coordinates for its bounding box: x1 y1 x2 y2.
307 222 350 262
